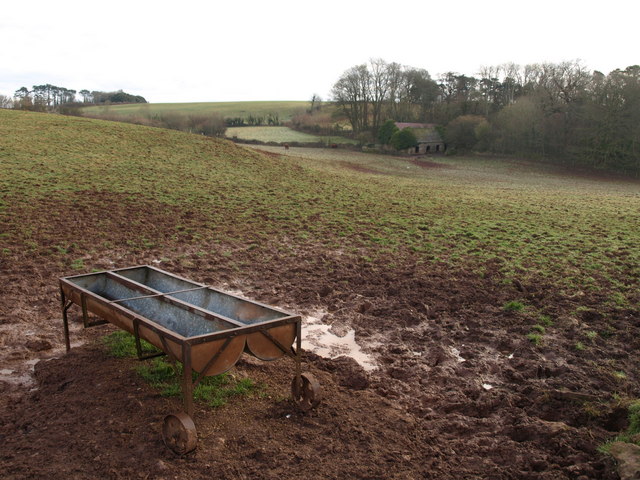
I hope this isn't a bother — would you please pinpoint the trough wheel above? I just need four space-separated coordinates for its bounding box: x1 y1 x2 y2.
291 372 321 411
162 412 197 455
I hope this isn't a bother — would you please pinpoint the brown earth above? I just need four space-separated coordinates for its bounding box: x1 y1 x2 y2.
1 191 637 479
409 158 449 169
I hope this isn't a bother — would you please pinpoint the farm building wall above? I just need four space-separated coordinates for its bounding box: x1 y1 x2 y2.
408 142 446 154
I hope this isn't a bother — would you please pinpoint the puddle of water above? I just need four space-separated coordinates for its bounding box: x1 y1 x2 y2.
0 318 85 390
302 312 378 371
0 359 40 388
217 285 379 372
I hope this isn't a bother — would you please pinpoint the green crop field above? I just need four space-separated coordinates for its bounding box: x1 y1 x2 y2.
80 100 310 121
226 126 357 144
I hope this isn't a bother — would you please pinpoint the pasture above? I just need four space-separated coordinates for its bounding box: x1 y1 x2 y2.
226 126 357 144
1 109 639 479
80 100 310 121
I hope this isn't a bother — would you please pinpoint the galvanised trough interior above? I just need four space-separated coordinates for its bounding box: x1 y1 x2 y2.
59 266 299 376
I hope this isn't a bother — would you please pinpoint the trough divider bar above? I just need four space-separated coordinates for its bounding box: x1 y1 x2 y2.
107 286 208 304
158 294 246 329
105 271 164 297
143 265 207 288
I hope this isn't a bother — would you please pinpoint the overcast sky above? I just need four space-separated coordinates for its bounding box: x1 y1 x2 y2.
1 0 638 103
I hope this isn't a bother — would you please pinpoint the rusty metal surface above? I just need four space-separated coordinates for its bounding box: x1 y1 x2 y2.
62 266 293 337
60 265 320 452
292 372 322 411
162 412 197 454
59 266 301 374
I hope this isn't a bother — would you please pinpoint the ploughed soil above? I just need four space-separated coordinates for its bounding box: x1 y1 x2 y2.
1 192 638 479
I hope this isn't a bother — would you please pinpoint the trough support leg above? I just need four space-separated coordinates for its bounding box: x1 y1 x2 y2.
60 288 73 353
80 293 89 328
77 292 107 328
295 319 302 387
132 318 165 360
182 343 194 418
133 318 143 357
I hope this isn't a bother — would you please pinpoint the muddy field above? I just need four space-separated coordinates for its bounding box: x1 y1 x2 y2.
1 190 638 480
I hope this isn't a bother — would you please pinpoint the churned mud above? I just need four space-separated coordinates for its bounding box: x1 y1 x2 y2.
1 191 637 479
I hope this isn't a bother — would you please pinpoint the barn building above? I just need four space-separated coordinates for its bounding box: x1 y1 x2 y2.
395 122 446 154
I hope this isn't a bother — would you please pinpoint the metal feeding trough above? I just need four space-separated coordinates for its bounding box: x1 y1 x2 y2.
59 265 321 454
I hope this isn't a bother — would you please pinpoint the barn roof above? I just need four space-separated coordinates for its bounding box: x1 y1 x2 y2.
394 122 436 130
394 122 442 143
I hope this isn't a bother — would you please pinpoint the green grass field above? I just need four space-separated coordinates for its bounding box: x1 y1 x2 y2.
1 109 638 309
81 101 309 121
247 145 640 297
226 126 357 144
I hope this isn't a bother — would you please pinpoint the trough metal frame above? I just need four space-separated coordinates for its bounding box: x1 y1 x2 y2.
59 266 303 418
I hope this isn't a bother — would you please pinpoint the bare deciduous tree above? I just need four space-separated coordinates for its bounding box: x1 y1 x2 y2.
0 95 13 109
331 63 371 133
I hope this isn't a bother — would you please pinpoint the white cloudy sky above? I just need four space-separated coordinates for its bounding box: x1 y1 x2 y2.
1 0 637 103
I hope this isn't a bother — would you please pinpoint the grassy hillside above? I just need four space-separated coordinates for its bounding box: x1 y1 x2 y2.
1 109 638 300
80 100 310 121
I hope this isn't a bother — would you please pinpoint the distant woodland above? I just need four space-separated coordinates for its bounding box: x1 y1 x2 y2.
332 59 640 176
9 85 146 112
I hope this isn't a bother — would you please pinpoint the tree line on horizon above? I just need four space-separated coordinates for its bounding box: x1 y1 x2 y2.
8 84 147 112
331 59 640 176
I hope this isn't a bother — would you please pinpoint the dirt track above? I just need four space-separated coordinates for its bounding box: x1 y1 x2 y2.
1 192 637 479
